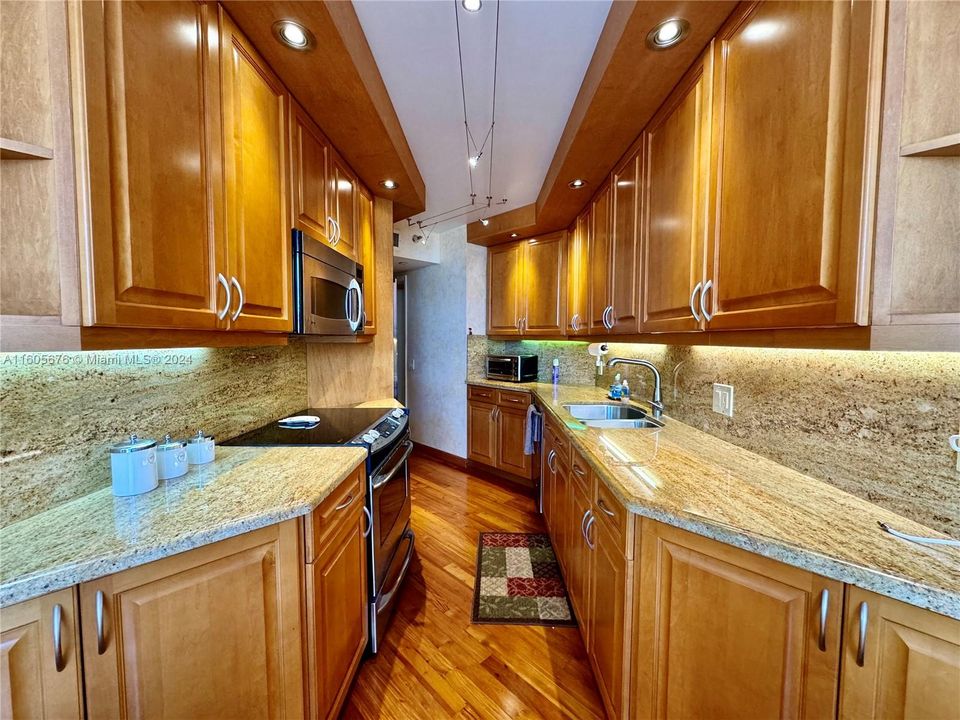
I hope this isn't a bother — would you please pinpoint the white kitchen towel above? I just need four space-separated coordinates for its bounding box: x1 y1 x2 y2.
523 404 542 455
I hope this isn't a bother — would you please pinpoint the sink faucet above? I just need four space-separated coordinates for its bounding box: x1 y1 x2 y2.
607 358 664 419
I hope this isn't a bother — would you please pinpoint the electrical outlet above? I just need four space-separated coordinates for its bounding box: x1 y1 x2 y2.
712 383 734 417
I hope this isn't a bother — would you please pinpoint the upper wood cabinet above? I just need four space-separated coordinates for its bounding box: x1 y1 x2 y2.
633 519 843 720
291 98 332 245
0 587 84 720
610 148 642 334
79 521 304 720
703 0 883 330
329 149 358 261
839 586 960 720
567 209 590 335
357 184 377 334
220 8 291 333
74 0 224 330
641 47 713 334
588 183 612 333
487 233 566 337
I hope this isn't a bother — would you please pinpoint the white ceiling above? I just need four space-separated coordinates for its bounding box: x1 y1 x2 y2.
354 0 611 232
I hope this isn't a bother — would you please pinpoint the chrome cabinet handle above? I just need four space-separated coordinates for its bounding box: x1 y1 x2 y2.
690 282 703 321
327 216 337 245
362 506 372 538
580 508 590 538
584 514 596 549
334 493 355 511
700 279 714 322
95 590 106 655
332 218 341 246
216 272 231 320
52 604 65 672
597 497 616 517
571 313 579 331
229 276 244 321
572 464 586 478
856 601 868 666
818 589 829 651
547 449 557 473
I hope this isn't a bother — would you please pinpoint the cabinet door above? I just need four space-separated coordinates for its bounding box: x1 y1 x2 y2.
566 210 590 335
588 183 613 333
642 48 712 333
496 405 532 478
221 10 291 333
76 0 224 329
487 241 524 336
523 231 566 337
589 519 632 720
705 1 881 330
328 150 357 261
306 505 369 719
839 587 960 720
357 185 376 334
291 99 331 244
633 519 843 720
467 400 497 467
566 478 593 638
0 587 83 720
80 522 303 720
610 149 641 334
553 456 571 576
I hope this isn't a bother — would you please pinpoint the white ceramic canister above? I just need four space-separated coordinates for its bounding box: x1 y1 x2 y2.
109 434 159 496
187 430 216 465
156 435 189 480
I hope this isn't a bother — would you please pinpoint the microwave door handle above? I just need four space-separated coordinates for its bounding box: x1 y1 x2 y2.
372 440 414 490
346 278 362 332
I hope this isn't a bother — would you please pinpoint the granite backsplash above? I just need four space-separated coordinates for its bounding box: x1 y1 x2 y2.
0 343 308 526
469 334 960 536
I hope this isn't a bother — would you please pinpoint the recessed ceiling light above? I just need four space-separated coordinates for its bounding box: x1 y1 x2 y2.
380 179 398 190
510 233 518 238
272 20 314 51
646 18 690 50
462 0 482 12
568 179 587 189
480 218 490 226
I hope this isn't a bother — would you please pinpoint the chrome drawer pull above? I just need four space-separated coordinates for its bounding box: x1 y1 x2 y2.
818 589 829 651
597 498 616 518
547 449 557 473
334 493 354 511
52 604 64 672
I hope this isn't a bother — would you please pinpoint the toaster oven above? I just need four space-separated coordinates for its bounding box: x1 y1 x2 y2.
485 354 538 383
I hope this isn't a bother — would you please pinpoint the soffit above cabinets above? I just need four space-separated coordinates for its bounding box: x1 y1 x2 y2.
468 0 738 246
221 1 426 222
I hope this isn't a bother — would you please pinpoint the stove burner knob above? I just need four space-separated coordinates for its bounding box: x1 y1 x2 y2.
368 429 381 439
361 433 376 444
392 409 404 418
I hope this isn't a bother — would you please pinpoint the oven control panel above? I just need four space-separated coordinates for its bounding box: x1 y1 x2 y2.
359 409 409 453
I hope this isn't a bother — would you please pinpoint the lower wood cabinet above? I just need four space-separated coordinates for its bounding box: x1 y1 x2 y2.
839 586 960 720
466 386 536 482
0 587 83 719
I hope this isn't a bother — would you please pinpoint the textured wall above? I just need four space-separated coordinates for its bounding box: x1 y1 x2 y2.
474 336 960 536
0 344 308 525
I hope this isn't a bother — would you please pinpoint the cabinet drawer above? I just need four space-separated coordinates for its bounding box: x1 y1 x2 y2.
304 465 365 563
468 385 497 402
594 479 633 559
497 389 531 407
570 451 592 496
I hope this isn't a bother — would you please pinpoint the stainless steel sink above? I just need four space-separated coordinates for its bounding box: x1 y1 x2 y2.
562 403 663 429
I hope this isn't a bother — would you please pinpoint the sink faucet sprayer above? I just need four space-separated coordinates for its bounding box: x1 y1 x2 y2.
607 358 664 419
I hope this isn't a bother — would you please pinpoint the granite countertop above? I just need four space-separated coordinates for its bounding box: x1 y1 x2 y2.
0 445 367 607
467 378 960 619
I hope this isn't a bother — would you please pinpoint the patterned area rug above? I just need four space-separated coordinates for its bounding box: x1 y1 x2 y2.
471 532 576 626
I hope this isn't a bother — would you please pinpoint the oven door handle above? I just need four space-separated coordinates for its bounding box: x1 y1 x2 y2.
371 441 414 490
376 530 415 612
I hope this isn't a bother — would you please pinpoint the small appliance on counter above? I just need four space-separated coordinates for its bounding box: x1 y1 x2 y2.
156 435 189 480
109 434 158 496
187 430 215 465
486 354 538 382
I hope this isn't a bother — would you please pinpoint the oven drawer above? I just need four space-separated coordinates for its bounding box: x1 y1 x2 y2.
303 464 365 563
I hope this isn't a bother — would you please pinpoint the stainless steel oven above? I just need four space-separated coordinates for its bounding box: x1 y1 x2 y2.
292 229 364 336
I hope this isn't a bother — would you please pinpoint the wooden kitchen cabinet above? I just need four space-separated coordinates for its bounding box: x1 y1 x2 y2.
487 233 566 337
565 460 593 635
497 404 534 478
632 519 843 720
641 47 713 334
291 98 332 246
72 0 225 330
704 0 883 331
358 184 377 334
466 386 536 482
609 147 641 334
588 182 613 333
79 521 304 720
221 8 291 333
328 148 358 261
0 587 83 720
566 209 590 335
487 242 525 336
467 399 498 466
838 587 960 720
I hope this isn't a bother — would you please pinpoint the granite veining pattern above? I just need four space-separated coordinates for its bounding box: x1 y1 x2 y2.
477 337 960 536
0 445 367 607
467 377 960 618
0 344 308 525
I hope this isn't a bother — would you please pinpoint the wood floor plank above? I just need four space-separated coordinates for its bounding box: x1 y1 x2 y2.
342 454 605 719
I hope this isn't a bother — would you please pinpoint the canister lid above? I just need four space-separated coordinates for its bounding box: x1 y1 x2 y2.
157 434 187 450
188 430 214 444
109 434 157 454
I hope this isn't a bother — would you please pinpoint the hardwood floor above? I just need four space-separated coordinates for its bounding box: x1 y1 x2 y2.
341 453 606 720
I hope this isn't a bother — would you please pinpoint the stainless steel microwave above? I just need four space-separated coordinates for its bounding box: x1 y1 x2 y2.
486 354 538 382
292 230 364 336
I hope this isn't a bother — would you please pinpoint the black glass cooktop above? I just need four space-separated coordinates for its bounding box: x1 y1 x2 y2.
223 407 394 447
